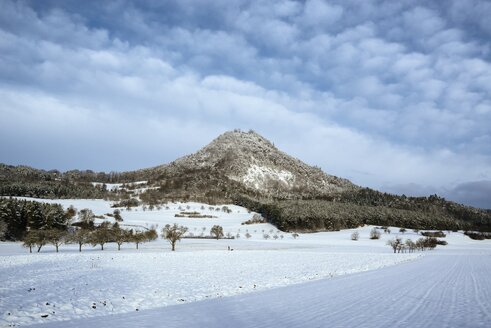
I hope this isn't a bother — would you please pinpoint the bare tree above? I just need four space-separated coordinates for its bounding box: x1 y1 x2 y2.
71 229 91 252
387 237 403 253
162 224 188 251
90 224 113 250
23 231 37 253
130 231 145 249
405 239 416 253
27 230 48 253
113 227 131 251
47 229 67 252
78 209 95 229
210 225 224 240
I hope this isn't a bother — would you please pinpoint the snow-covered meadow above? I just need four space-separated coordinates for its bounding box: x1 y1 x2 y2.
2 197 468 327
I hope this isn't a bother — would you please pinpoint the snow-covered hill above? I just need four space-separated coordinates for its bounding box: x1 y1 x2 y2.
142 130 357 199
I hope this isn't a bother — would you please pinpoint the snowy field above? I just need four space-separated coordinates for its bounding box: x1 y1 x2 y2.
1 198 488 327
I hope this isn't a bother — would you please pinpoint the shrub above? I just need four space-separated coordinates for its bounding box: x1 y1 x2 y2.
242 214 266 225
370 228 381 240
421 231 446 238
464 231 491 240
415 237 438 250
351 231 359 241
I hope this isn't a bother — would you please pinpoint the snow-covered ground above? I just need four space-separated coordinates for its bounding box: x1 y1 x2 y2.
1 198 488 327
30 242 490 328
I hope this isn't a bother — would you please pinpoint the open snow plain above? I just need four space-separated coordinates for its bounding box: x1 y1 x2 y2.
1 199 490 327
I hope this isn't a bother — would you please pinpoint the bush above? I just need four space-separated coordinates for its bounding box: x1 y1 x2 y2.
415 237 438 250
370 228 381 240
351 231 359 241
421 231 446 238
464 231 491 240
242 214 266 225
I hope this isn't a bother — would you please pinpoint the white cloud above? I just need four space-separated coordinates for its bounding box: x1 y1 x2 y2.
1 0 491 207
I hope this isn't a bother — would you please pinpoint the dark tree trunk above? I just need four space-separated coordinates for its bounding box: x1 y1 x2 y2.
136 242 139 250
56 244 59 252
101 244 104 250
79 243 82 252
118 243 121 251
37 245 42 253
171 241 175 251
29 245 32 253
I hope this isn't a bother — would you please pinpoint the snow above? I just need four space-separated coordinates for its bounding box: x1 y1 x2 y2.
91 181 148 191
30 241 491 328
241 165 294 189
1 198 490 327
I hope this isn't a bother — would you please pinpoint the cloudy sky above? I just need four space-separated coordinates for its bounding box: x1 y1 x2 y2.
1 0 490 208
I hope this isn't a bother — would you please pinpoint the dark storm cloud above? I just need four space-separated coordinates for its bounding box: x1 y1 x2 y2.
0 0 490 208
445 181 491 210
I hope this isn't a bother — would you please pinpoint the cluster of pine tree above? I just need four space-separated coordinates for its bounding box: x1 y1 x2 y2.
234 195 490 233
0 181 109 199
0 198 70 241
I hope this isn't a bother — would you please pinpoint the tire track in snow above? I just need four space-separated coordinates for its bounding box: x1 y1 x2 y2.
394 255 459 326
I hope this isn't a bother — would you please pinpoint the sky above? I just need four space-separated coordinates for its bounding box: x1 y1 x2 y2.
0 0 490 209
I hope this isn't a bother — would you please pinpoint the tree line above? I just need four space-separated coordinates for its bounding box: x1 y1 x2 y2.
23 223 158 253
233 196 488 233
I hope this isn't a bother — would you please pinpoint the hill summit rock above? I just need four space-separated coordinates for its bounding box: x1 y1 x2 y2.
147 130 357 199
